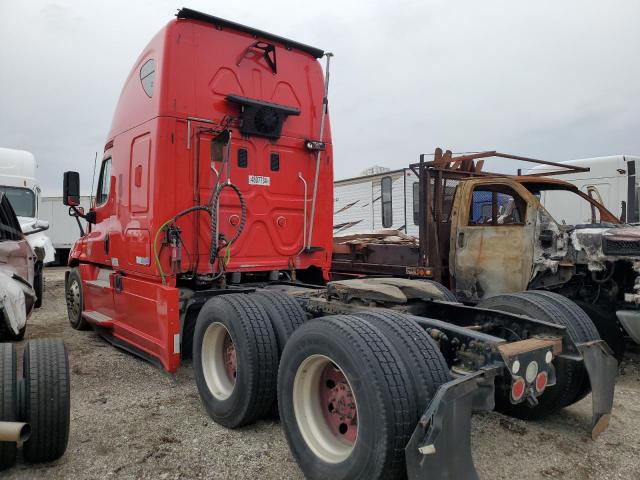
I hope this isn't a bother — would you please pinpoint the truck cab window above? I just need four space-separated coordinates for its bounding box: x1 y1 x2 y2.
529 185 603 225
95 158 112 206
381 176 393 228
469 186 526 225
0 186 35 217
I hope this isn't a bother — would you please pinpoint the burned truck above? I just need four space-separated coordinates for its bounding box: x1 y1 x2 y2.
333 149 640 360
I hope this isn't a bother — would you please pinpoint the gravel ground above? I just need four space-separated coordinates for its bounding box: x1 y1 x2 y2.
5 267 640 479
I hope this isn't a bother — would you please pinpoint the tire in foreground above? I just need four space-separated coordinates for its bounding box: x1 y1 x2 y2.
278 315 417 480
0 343 17 470
23 338 71 463
193 294 279 428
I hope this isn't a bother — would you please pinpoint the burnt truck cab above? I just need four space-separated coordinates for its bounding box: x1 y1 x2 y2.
332 149 640 358
450 173 640 353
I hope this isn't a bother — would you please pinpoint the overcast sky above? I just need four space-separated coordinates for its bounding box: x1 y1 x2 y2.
1 0 639 193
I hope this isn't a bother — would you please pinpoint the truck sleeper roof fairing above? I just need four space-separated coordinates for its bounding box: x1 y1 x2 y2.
176 8 325 59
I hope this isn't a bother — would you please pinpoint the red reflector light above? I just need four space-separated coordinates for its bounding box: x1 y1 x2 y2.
535 371 548 393
511 377 525 402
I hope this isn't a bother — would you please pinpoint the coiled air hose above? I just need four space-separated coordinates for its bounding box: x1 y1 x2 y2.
209 182 246 264
154 205 212 285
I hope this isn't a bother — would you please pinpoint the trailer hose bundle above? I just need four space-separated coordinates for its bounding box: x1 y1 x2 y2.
209 182 246 265
153 182 246 284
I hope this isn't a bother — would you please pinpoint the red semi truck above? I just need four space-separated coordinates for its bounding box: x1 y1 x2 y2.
62 9 617 479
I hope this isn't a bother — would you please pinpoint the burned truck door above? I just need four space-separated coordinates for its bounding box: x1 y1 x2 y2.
450 179 536 300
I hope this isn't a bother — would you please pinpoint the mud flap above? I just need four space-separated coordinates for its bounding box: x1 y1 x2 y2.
576 340 618 440
405 366 500 480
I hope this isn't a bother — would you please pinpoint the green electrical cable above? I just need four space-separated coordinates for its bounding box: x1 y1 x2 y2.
153 219 174 285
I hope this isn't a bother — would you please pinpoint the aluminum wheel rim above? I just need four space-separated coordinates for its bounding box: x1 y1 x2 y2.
201 322 236 400
67 279 81 320
293 354 358 463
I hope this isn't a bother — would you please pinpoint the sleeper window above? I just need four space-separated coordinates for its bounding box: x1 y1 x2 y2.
140 59 155 97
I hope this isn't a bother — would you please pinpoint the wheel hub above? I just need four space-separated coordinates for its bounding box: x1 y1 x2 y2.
320 364 357 443
66 280 80 319
223 333 237 382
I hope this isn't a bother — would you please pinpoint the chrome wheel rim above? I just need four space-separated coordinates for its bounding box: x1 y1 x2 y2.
66 279 81 321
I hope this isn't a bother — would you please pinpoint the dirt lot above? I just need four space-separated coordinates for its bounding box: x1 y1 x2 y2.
5 267 640 479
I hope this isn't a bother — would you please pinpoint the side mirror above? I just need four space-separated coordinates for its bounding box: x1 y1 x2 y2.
63 171 81 206
23 219 49 236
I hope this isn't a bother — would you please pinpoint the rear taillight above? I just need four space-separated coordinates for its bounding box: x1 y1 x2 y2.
535 371 548 393
511 377 526 402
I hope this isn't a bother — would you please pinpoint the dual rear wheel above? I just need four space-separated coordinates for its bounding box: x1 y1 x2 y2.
192 292 451 479
478 290 602 418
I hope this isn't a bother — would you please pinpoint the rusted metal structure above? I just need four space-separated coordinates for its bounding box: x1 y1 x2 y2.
333 147 640 360
415 148 591 282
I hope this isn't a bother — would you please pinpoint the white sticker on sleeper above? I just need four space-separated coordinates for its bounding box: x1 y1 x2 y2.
248 175 270 186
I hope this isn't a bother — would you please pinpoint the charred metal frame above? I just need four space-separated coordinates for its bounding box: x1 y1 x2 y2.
409 148 591 284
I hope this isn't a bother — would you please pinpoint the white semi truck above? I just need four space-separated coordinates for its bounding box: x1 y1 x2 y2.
0 148 55 306
39 194 90 264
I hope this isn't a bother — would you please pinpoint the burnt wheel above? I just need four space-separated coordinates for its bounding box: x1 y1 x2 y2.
23 338 71 463
66 268 88 330
0 343 17 470
479 292 599 419
278 315 415 480
193 294 278 428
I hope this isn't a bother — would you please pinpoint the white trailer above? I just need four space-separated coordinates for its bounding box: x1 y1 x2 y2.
39 195 90 264
529 155 640 225
334 168 420 236
0 148 54 264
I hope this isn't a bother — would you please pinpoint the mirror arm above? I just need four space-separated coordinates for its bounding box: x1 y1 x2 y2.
73 215 85 237
68 205 94 236
24 226 49 236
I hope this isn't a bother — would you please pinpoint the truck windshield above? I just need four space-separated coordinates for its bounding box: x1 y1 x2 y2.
0 186 35 217
527 185 604 226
